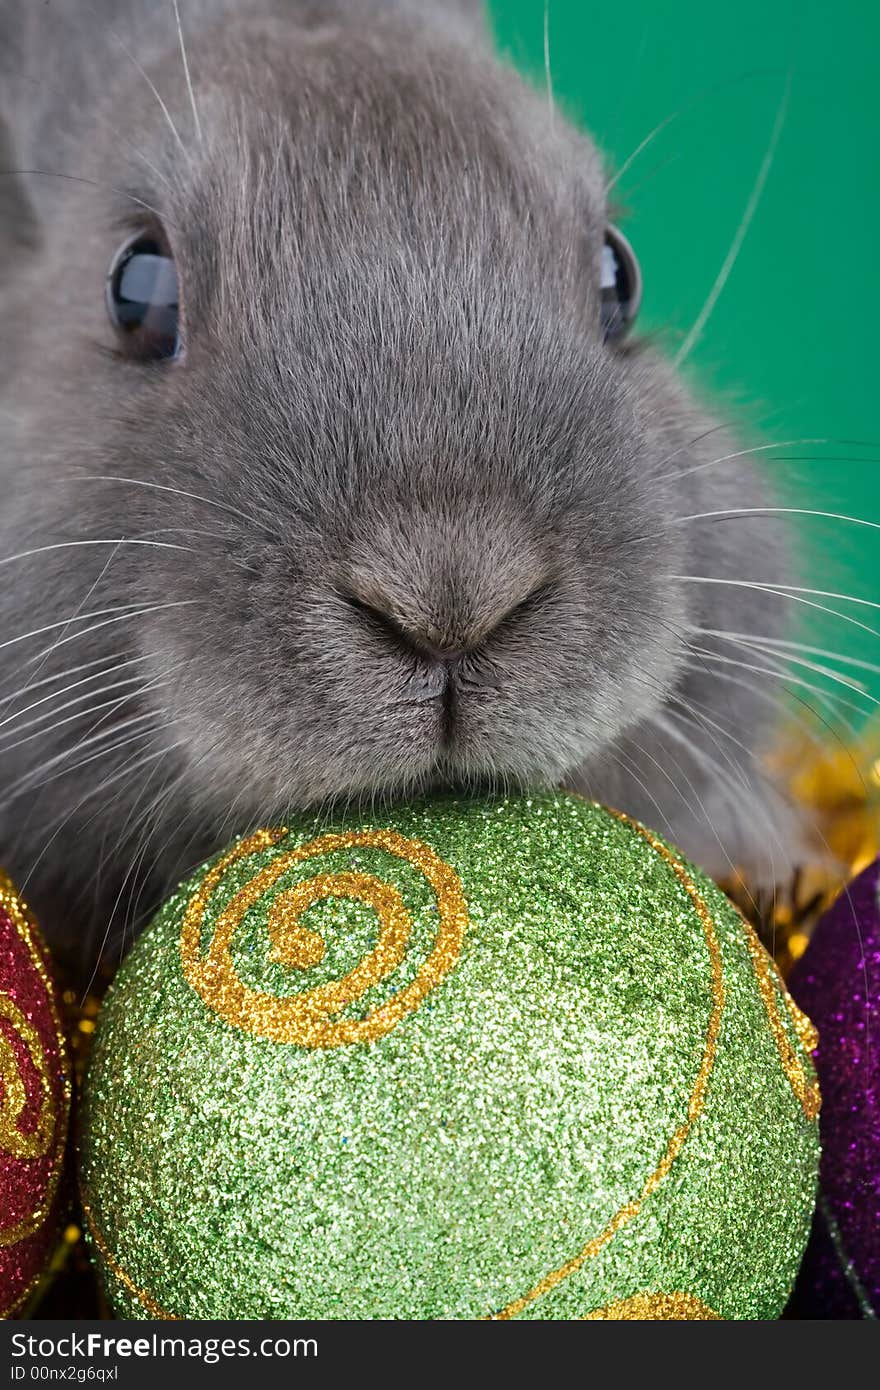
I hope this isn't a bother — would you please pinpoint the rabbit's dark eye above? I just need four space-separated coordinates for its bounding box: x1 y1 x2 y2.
601 225 641 343
106 233 180 361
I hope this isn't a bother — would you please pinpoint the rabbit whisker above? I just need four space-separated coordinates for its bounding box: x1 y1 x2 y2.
671 506 880 534
0 169 175 225
543 1 555 130
0 675 165 749
6 716 170 804
21 737 181 900
171 0 203 145
669 576 880 642
17 600 202 661
695 630 880 678
78 475 272 534
0 651 136 710
692 629 873 696
674 69 792 365
0 537 196 569
606 66 787 193
656 437 836 485
108 21 189 161
9 544 127 709
683 645 871 721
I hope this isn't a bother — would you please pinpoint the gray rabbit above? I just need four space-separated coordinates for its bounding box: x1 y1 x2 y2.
0 0 797 970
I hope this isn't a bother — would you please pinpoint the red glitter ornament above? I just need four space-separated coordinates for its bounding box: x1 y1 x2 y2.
0 872 71 1318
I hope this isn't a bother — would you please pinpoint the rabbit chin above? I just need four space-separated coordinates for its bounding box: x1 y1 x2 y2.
165 651 649 825
176 719 590 822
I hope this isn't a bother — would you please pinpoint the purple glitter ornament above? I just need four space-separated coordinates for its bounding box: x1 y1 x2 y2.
788 858 880 1318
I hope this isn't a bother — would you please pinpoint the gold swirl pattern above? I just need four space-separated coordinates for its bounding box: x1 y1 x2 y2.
88 813 819 1322
487 812 727 1319
738 914 821 1120
488 814 821 1319
0 871 70 1264
179 828 469 1047
80 1191 178 1321
584 1291 721 1319
0 993 54 1161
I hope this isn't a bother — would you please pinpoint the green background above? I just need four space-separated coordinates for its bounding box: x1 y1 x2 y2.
488 0 879 711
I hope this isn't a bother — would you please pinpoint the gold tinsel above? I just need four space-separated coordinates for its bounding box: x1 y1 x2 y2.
721 720 880 977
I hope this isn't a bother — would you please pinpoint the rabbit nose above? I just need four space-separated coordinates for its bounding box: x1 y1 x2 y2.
343 593 472 663
409 634 469 664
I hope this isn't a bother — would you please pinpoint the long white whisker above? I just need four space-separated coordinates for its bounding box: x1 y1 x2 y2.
683 579 880 611
633 720 750 889
80 742 195 947
10 544 125 706
656 437 833 484
172 0 203 143
667 690 765 768
5 717 166 803
651 421 733 477
666 706 788 894
676 683 872 1046
622 728 704 828
1 170 174 225
0 652 133 710
678 634 876 808
693 630 875 701
0 604 153 657
606 67 786 194
694 629 880 678
6 58 175 194
98 751 182 961
139 527 240 553
606 114 677 194
731 643 869 694
670 576 880 641
0 537 194 568
0 676 163 749
672 506 880 535
79 476 268 531
679 655 865 760
685 645 871 721
674 69 792 365
543 1 555 129
668 682 791 801
109 26 188 159
120 741 206 945
10 668 173 789
18 600 202 661
603 744 678 840
19 739 179 894
653 708 781 897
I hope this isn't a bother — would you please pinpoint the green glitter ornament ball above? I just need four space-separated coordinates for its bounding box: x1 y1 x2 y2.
79 794 820 1320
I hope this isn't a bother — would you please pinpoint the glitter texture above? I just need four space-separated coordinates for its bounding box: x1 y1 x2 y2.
739 916 821 1121
0 871 71 1319
583 1292 720 1319
80 794 820 1320
179 829 468 1047
787 857 880 1317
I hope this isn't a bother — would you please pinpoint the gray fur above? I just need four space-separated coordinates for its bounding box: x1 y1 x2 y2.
0 0 795 972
